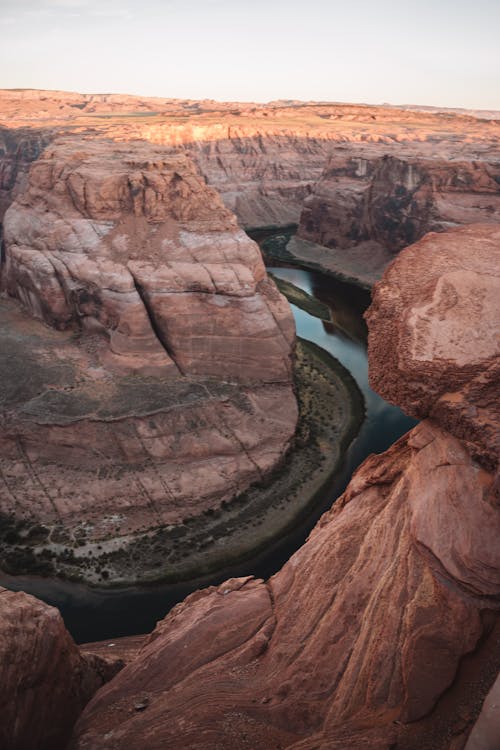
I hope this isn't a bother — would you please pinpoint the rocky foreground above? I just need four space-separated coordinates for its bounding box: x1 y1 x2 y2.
1 224 497 750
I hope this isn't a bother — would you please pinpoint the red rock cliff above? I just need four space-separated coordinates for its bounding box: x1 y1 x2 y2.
294 152 500 285
0 138 297 585
70 224 500 750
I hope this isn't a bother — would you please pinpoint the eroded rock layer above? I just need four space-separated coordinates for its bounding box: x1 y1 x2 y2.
71 423 499 750
0 586 122 750
2 139 294 382
367 223 500 470
0 138 298 584
295 152 500 285
71 225 499 750
1 91 499 232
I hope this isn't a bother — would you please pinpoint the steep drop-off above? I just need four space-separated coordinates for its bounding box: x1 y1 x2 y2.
2 91 499 233
0 138 298 584
290 152 500 286
70 225 500 750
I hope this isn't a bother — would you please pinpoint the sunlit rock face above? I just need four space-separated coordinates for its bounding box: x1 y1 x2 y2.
70 225 500 750
0 138 297 581
0 587 122 750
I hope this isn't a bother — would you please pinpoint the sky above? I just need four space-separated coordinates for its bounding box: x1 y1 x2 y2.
1 0 499 109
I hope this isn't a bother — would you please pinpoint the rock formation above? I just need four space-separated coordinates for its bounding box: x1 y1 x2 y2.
0 126 50 226
293 152 500 285
465 674 500 750
367 223 500 470
1 91 499 232
0 138 297 584
0 586 122 750
2 138 294 381
70 224 499 750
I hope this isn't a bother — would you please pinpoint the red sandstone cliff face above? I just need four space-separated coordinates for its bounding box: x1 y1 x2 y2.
0 587 122 750
70 225 500 750
2 91 499 232
70 420 499 750
0 127 50 226
295 152 500 284
2 139 294 382
0 138 297 584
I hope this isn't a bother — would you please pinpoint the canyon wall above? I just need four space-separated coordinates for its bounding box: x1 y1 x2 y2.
0 137 297 584
0 126 51 226
2 92 499 234
70 224 500 750
292 151 500 285
0 586 122 750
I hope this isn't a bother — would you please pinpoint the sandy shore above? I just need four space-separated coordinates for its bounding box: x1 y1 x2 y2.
263 234 394 289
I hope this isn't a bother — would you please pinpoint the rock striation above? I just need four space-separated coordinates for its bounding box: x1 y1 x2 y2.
0 586 122 750
2 91 499 233
2 138 294 382
0 138 297 584
295 152 500 285
70 224 500 749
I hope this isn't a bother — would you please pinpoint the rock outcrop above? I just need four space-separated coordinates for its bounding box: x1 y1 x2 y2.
0 126 50 226
0 138 298 584
2 138 294 382
0 586 122 750
367 223 500 470
295 152 500 285
70 225 500 750
465 674 500 750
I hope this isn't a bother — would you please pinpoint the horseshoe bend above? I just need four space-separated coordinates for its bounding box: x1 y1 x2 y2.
0 90 499 750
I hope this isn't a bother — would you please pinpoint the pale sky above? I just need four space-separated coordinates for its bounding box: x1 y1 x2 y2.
1 0 499 109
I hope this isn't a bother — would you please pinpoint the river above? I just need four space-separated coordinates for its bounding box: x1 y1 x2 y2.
0 267 416 643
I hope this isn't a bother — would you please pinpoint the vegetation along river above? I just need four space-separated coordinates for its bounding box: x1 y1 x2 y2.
0 265 416 643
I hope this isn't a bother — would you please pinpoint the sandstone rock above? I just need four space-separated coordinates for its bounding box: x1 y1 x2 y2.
465 673 500 750
299 152 500 251
2 138 294 383
366 224 500 470
70 422 500 750
0 586 121 750
0 126 50 226
0 295 297 583
0 137 298 584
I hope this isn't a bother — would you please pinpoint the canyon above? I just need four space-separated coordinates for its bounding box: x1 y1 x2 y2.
66 223 500 750
1 222 497 750
0 90 499 749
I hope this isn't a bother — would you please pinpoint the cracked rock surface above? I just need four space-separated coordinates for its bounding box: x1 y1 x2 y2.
0 138 297 583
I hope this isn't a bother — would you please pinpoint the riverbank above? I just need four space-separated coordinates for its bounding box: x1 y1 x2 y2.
262 233 394 289
268 272 331 321
0 338 364 587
